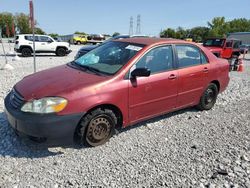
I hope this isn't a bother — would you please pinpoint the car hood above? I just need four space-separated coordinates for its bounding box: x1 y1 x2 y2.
204 46 223 52
15 64 108 100
57 41 70 47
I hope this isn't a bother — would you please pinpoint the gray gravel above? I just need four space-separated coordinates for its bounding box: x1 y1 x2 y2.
0 43 250 187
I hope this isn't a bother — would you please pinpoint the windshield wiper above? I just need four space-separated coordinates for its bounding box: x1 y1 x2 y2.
70 61 109 76
80 65 104 74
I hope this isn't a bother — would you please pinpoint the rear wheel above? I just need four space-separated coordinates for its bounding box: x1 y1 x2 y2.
77 41 81 45
78 108 117 147
56 48 66 56
21 47 32 57
197 83 218 110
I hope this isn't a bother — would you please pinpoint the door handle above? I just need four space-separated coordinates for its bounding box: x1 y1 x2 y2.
41 43 46 45
203 67 209 73
168 74 177 80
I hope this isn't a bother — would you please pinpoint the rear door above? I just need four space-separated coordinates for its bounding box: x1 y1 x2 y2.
175 44 210 108
128 45 178 123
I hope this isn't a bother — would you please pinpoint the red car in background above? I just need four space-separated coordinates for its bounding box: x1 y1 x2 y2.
203 38 242 59
4 38 230 147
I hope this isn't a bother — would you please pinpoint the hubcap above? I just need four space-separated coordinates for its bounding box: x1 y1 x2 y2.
205 88 215 105
87 116 112 143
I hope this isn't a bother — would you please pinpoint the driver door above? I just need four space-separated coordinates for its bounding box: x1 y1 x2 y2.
128 45 178 123
221 40 233 58
38 36 56 52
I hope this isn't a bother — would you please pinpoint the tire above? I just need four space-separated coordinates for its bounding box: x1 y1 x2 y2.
77 41 81 45
21 47 32 57
56 48 66 56
197 83 218 111
78 108 117 147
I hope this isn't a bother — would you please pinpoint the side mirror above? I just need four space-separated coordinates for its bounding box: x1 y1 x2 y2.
131 68 151 78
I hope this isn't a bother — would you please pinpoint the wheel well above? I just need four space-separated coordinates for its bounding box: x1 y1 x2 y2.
56 46 67 51
211 80 220 92
73 104 123 143
20 45 33 52
86 104 123 128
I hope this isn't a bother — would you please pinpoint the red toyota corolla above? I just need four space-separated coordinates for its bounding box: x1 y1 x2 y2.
4 38 230 147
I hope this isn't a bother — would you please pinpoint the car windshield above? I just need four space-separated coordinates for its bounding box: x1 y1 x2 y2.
203 39 224 47
74 41 145 75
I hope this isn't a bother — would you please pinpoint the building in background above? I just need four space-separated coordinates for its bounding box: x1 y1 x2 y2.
227 32 250 48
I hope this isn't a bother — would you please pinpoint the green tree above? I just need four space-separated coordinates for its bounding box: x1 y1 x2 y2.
48 33 59 38
189 27 210 42
0 12 14 37
35 27 46 35
160 28 176 38
15 13 32 34
175 27 187 39
207 17 229 38
227 18 250 33
74 31 86 35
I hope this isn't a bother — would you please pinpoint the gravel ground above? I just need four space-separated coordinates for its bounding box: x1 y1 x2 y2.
0 43 249 188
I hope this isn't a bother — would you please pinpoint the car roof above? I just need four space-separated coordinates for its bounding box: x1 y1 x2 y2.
18 34 49 37
118 37 189 46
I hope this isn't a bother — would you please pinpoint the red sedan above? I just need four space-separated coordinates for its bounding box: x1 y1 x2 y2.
4 38 230 146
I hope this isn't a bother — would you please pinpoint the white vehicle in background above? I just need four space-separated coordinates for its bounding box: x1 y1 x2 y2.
14 34 72 57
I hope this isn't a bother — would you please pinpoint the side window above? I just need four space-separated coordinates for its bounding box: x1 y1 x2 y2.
176 45 201 68
24 36 39 42
201 51 208 64
226 41 233 48
233 41 241 49
40 36 49 42
135 46 173 74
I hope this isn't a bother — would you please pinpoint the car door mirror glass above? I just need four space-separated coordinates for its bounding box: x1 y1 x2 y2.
131 68 151 78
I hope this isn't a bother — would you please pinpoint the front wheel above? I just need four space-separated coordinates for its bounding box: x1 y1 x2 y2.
197 83 218 110
56 48 66 56
78 108 117 147
21 48 32 57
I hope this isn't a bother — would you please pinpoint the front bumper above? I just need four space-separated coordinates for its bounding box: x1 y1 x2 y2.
14 48 21 53
4 93 84 144
66 49 72 54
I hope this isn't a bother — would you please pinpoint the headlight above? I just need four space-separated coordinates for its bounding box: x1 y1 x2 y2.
21 97 68 114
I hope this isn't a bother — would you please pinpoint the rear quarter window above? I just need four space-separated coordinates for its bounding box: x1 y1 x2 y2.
24 36 39 42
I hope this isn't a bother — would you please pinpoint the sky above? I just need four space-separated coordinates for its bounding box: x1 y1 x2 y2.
0 0 249 36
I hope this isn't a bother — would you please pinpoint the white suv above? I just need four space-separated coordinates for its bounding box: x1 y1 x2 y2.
14 34 72 57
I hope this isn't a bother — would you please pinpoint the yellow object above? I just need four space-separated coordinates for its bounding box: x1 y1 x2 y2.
52 100 68 112
73 35 88 44
185 38 193 42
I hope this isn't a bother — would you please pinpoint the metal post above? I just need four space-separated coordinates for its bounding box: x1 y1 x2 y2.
0 28 8 64
30 0 36 73
32 25 36 73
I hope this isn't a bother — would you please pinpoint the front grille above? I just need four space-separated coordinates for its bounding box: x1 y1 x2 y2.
9 89 25 109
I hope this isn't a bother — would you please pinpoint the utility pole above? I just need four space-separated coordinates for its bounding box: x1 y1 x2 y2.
136 14 141 34
129 16 133 36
